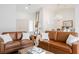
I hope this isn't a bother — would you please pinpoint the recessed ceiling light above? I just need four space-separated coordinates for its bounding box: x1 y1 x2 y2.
25 7 28 10
25 4 31 10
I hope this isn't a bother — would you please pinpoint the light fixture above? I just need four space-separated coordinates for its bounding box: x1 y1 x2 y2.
25 4 31 10
25 7 29 10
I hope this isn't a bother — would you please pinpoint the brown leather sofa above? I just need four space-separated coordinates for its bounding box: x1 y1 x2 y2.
0 32 34 54
39 31 78 54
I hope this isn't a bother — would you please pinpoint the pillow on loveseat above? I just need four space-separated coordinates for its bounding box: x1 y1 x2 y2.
66 34 79 46
41 33 49 40
22 33 30 40
0 34 12 43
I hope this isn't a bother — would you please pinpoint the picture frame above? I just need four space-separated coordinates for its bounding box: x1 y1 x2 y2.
63 20 73 27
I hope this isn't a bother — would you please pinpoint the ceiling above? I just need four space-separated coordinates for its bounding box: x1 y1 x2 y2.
16 4 75 14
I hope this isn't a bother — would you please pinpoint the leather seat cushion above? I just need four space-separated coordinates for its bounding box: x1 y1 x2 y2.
20 39 33 45
39 40 49 51
48 40 72 53
5 41 20 50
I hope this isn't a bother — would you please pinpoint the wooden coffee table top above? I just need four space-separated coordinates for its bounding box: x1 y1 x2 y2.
18 46 53 54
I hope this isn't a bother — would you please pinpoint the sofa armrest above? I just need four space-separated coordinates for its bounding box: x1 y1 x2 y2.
0 38 5 53
72 41 79 54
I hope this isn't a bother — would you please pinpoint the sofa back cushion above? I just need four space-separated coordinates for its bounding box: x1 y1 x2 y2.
16 32 22 40
2 32 17 41
55 32 77 43
48 31 57 41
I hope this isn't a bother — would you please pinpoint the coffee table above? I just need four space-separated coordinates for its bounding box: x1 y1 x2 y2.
18 46 52 54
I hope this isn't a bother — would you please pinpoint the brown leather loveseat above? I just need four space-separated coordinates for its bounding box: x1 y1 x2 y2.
39 31 78 54
0 32 33 54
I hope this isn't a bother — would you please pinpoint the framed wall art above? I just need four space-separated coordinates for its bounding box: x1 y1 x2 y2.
63 20 73 27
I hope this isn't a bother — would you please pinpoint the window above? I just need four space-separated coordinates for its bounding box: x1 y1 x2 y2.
28 20 34 32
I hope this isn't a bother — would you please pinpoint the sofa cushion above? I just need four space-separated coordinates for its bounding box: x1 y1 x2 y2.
48 40 72 53
16 32 22 40
48 31 57 41
39 40 49 51
55 32 77 42
5 41 20 50
20 39 33 46
2 32 17 41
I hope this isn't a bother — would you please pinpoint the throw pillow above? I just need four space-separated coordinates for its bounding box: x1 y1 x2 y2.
66 34 79 46
41 33 49 40
22 33 30 40
0 34 12 43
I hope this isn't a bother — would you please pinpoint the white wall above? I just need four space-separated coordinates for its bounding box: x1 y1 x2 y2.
39 6 74 31
16 5 35 32
0 4 35 32
42 8 55 31
0 4 16 32
39 7 56 31
0 4 75 32
54 8 75 29
75 5 79 33
16 12 35 31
